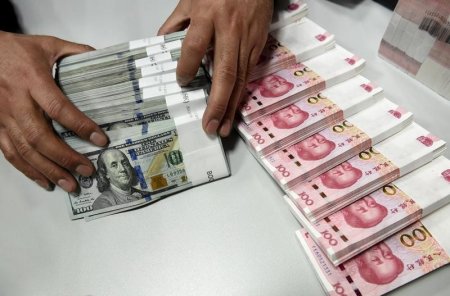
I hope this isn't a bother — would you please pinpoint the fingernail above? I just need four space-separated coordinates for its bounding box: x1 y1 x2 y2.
177 76 190 86
35 179 52 191
90 131 108 147
58 179 73 192
205 119 220 134
219 120 232 137
76 164 93 176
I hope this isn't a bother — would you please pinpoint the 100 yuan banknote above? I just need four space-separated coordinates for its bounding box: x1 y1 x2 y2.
297 214 450 296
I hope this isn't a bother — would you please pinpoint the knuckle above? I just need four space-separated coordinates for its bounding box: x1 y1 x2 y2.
15 140 33 159
57 154 76 169
217 65 237 83
45 99 64 119
45 98 65 119
228 19 243 33
211 102 228 116
24 127 44 148
42 166 59 180
71 119 93 137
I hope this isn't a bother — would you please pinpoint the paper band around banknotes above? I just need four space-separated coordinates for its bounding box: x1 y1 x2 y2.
270 0 308 32
165 90 229 186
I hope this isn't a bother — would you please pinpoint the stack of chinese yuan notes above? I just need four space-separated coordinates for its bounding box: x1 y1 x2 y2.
225 3 450 296
54 0 309 220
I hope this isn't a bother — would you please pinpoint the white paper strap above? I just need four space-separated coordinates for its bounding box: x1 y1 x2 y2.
135 52 173 68
140 61 178 78
165 90 229 185
142 83 182 100
376 122 446 175
395 156 450 215
138 72 176 89
145 40 182 56
129 35 165 50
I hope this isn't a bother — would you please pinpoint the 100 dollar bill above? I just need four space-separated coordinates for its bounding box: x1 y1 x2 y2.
66 122 191 219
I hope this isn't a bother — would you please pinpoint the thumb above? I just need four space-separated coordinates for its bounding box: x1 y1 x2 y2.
158 1 191 35
38 35 95 63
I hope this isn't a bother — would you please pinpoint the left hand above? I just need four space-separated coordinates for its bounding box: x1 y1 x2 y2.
158 0 274 136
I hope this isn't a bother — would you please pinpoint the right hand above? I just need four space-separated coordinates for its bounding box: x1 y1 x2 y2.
0 31 108 192
158 0 274 137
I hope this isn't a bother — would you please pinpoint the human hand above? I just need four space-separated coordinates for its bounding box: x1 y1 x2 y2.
158 0 274 136
0 31 108 192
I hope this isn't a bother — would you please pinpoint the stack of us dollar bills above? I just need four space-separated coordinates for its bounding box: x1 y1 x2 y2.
56 32 229 221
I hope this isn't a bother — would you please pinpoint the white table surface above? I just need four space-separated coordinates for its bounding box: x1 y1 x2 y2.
1 0 449 295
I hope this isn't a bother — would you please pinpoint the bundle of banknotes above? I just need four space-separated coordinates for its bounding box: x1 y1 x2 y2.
379 0 450 100
54 0 310 220
297 203 450 296
228 6 450 296
57 82 230 221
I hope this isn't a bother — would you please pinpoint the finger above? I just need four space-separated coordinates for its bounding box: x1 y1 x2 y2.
202 32 240 134
28 73 108 147
248 36 268 72
0 128 53 191
218 40 266 137
218 39 250 137
158 1 191 35
176 17 214 85
13 96 95 177
5 120 78 192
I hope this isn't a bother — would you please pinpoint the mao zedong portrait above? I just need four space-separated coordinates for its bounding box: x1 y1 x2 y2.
294 133 336 161
320 161 363 189
92 148 149 211
355 242 404 285
258 74 294 98
271 104 309 129
342 196 388 228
